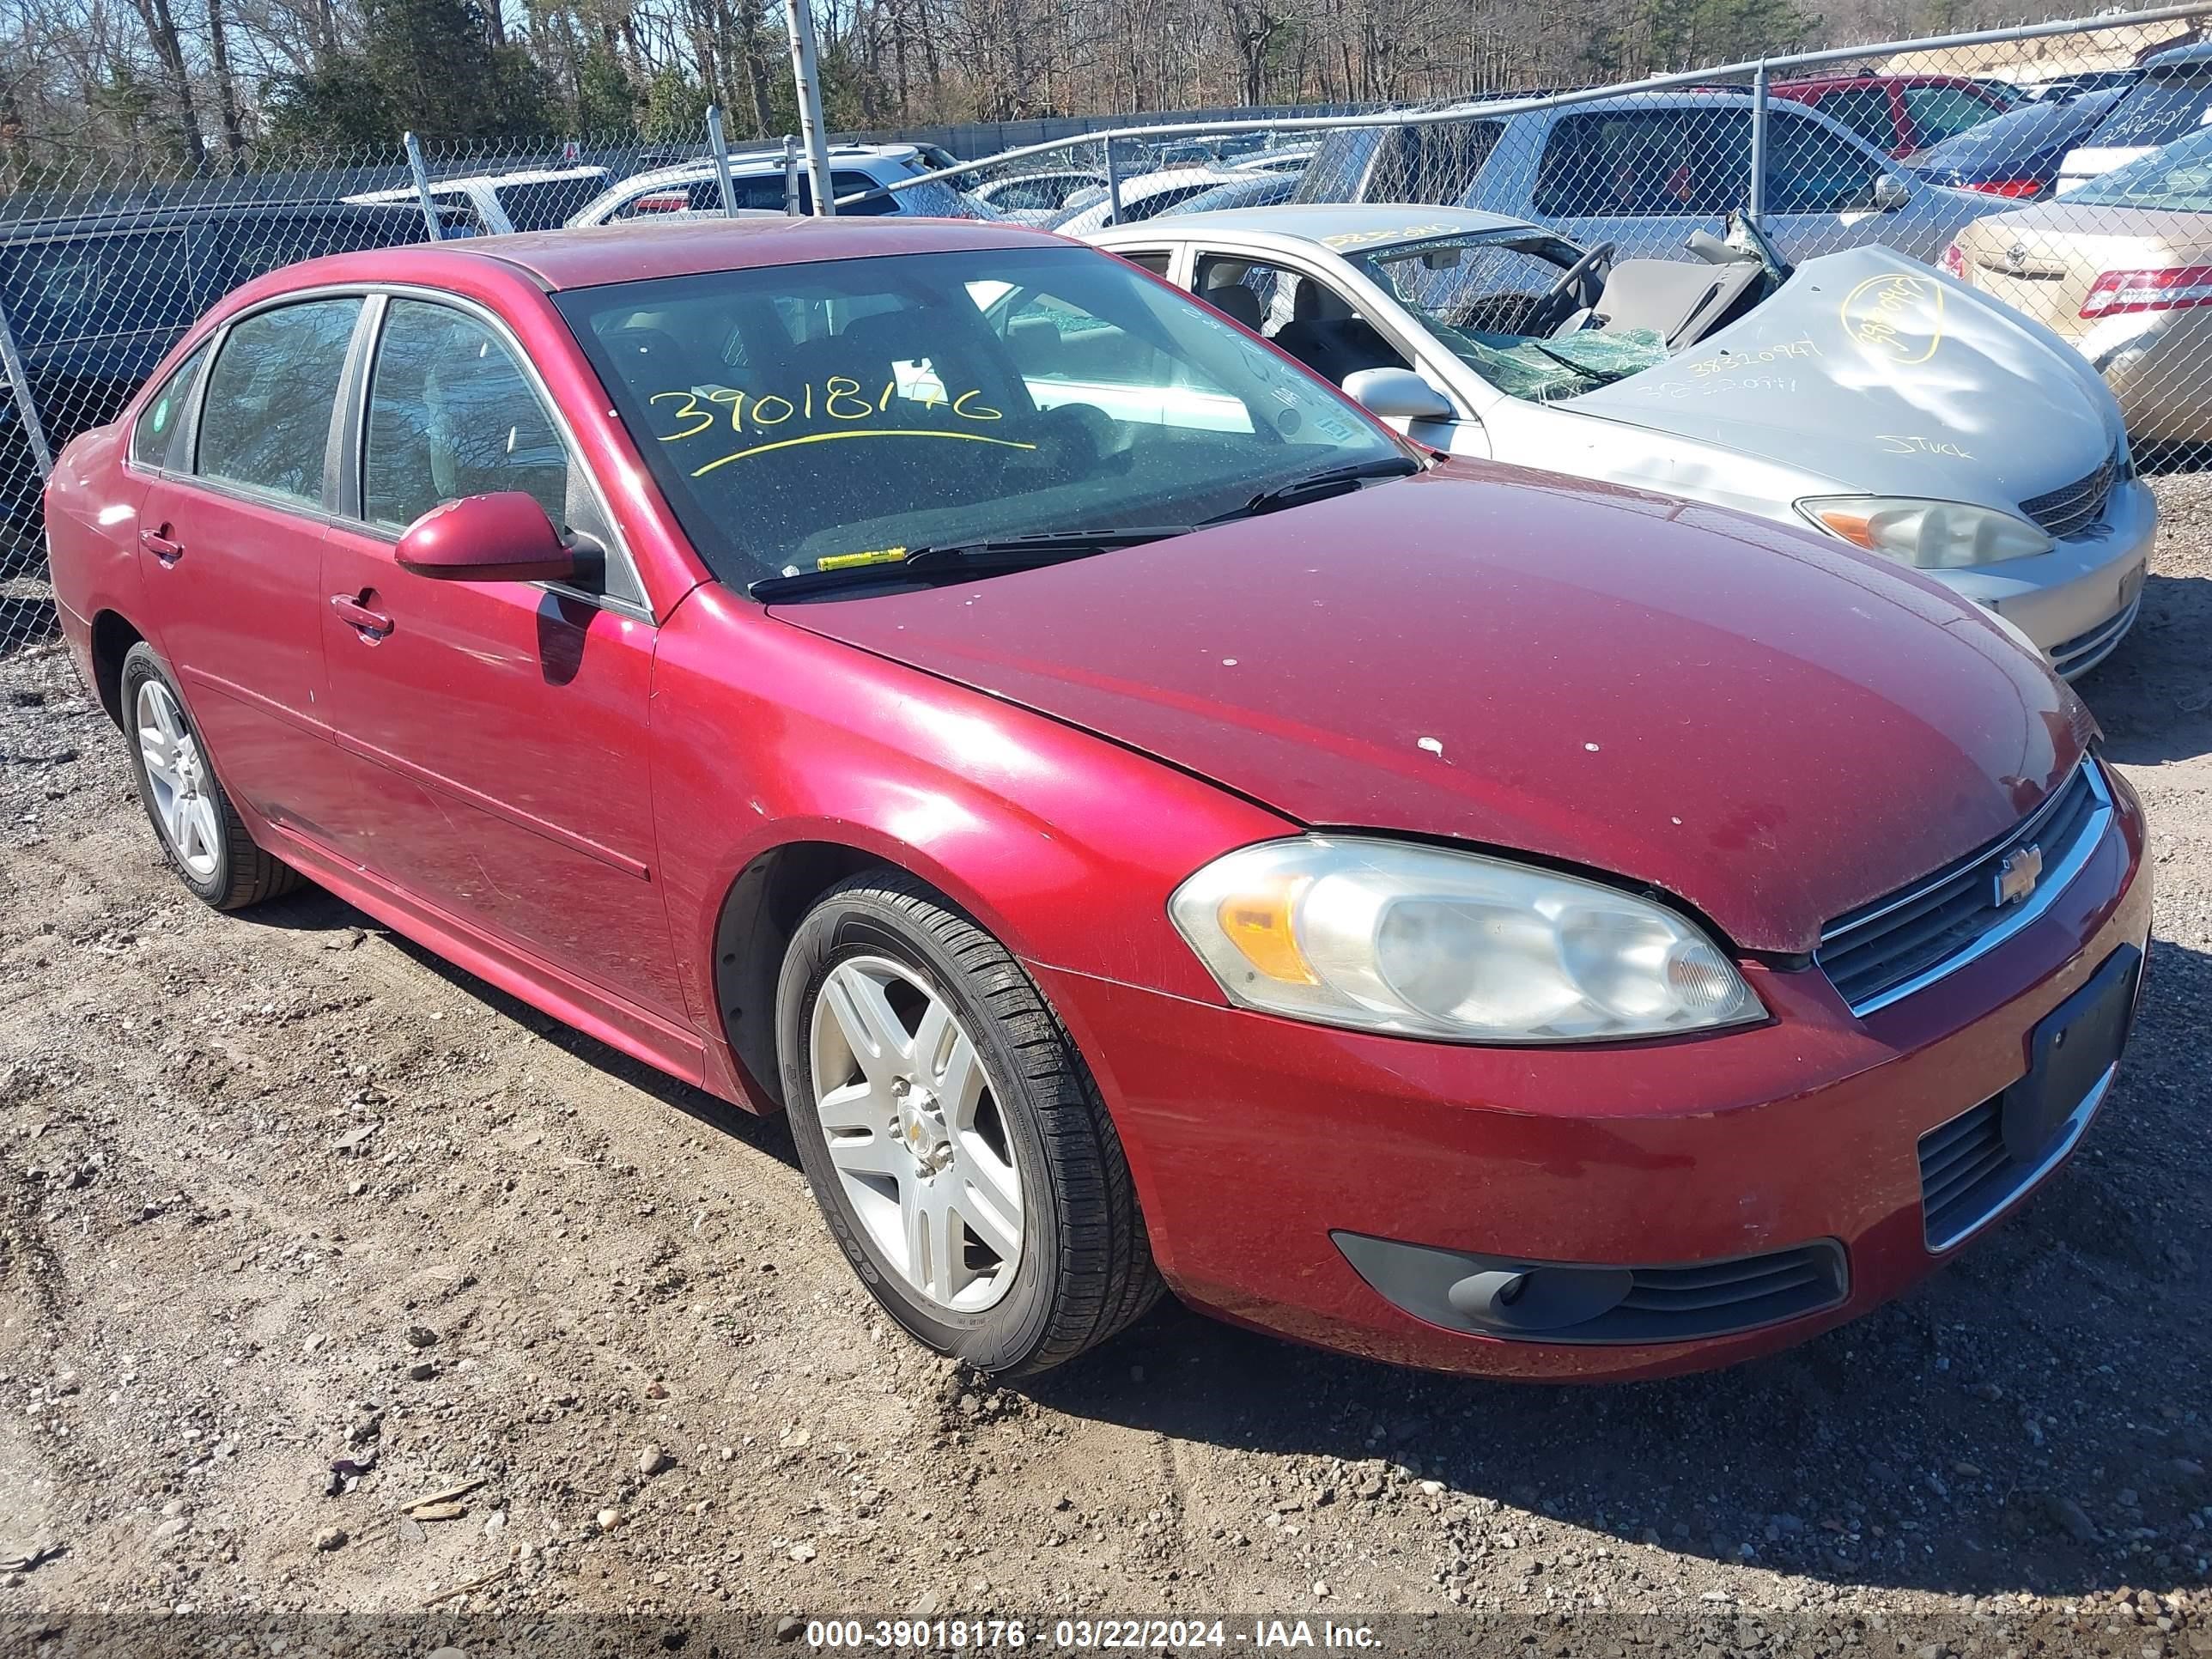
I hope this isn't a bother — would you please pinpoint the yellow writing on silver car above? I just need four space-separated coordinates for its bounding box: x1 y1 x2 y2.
1841 272 1945 367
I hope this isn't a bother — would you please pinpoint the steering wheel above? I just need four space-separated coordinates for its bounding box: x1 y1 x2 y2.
1523 242 1615 337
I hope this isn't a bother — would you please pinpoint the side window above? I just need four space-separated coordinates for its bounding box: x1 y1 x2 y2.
1902 85 2002 146
131 341 210 471
975 280 1254 432
0 231 191 345
1366 118 1504 205
1533 112 1746 216
1766 112 1881 213
1194 253 1410 386
1118 250 1174 276
197 297 361 505
363 299 570 532
1817 87 1900 149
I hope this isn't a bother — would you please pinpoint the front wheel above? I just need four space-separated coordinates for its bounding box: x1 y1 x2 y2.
777 871 1161 1376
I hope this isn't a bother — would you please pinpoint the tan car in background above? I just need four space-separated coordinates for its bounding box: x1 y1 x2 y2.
1949 123 2212 446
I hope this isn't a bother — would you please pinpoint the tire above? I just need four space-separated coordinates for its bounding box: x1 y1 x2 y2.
119 643 301 910
777 869 1162 1376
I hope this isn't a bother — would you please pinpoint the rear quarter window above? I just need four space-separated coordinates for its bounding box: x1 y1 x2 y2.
130 340 210 471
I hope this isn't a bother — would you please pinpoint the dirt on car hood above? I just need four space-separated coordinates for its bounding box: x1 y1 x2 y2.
1571 246 2119 507
770 464 2090 954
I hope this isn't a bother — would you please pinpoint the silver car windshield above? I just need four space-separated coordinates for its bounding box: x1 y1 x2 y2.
1347 233 1670 403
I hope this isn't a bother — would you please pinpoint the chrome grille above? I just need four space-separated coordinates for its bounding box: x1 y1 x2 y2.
1817 762 2112 1017
2021 447 2118 542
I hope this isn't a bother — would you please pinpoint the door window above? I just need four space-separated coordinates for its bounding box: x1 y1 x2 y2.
1532 110 1749 216
1192 253 1411 386
131 340 211 471
1765 112 1881 212
196 296 361 505
1814 86 1900 148
1901 85 2002 145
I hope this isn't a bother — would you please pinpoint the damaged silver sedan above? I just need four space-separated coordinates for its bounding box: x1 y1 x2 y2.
1092 204 2152 678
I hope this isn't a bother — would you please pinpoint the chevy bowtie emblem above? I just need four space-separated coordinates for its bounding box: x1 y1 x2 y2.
1995 843 2044 908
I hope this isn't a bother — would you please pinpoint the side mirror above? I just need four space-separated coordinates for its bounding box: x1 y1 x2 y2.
397 491 576 584
1342 367 1455 422
1873 172 1913 211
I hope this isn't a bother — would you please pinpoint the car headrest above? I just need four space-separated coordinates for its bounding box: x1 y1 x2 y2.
1204 283 1264 331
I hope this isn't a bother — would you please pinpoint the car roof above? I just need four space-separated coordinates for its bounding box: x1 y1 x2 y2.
1098 202 1539 245
264 215 1065 294
0 198 435 240
617 144 921 188
2144 40 2212 70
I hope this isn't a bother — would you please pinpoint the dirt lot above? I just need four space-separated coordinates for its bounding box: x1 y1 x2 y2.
0 481 2209 1658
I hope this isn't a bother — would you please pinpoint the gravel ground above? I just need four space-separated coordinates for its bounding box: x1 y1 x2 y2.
0 481 2209 1658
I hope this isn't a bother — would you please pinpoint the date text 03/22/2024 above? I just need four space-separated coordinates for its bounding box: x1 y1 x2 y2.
803 1619 1384 1650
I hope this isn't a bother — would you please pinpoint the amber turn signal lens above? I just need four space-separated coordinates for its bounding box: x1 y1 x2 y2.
1218 878 1318 984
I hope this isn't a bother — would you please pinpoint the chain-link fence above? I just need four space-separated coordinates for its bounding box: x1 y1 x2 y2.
5 4 2212 662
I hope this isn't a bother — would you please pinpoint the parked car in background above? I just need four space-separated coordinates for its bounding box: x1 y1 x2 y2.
1952 121 2212 447
968 169 1107 223
567 144 994 222
1909 85 2124 199
1097 204 2151 678
2057 42 2212 192
45 216 2149 1384
1297 92 1998 265
1770 73 2014 158
1227 145 1319 175
2022 68 2142 103
0 198 459 564
345 164 610 234
1156 172 1300 217
1045 167 1244 235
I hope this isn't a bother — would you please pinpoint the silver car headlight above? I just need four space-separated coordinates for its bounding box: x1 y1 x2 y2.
1168 837 1765 1044
1796 496 2053 568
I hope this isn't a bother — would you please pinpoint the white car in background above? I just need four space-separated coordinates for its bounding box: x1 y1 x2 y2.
1046 167 1247 236
1091 204 2151 678
969 169 1108 223
346 164 610 234
568 144 995 223
2057 42 2212 191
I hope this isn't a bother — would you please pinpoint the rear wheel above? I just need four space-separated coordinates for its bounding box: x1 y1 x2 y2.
120 644 300 909
778 871 1161 1376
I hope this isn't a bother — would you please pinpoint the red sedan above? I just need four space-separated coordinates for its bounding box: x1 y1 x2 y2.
43 218 2148 1381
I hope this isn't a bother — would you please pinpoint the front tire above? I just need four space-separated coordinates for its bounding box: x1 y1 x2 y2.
119 643 299 909
778 870 1161 1376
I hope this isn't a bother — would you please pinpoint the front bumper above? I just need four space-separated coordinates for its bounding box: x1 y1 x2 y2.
1933 477 2154 678
1033 768 2148 1381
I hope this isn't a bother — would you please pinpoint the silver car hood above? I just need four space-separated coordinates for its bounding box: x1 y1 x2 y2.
1571 246 2117 508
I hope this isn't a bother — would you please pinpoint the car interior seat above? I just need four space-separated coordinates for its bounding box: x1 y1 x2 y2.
1269 281 1411 385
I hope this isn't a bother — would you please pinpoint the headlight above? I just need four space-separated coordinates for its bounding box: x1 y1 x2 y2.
1797 496 2053 568
1168 837 1765 1043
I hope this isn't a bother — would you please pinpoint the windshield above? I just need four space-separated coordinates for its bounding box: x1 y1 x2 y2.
555 245 1400 587
2064 120 2212 209
1346 232 1670 402
2090 70 2212 148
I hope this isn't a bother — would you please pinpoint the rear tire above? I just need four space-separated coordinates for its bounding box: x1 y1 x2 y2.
119 643 300 910
778 869 1162 1376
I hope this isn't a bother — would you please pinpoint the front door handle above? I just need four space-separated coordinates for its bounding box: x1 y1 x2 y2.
141 526 184 564
330 592 394 641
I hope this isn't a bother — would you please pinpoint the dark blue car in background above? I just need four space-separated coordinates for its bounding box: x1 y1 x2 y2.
1910 84 2124 199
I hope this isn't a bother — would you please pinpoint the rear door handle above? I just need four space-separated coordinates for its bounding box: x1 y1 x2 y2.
330 592 394 641
141 527 184 563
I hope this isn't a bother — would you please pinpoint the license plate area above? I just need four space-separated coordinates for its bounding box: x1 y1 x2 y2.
2003 942 2140 1161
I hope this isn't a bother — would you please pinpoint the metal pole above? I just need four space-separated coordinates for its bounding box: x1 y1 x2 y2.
1747 61 1768 232
784 136 802 216
1103 136 1123 228
783 0 836 216
0 296 52 481
706 104 740 217
403 131 443 241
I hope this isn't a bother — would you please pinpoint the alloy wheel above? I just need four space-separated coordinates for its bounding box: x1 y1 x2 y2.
134 678 221 879
808 954 1025 1312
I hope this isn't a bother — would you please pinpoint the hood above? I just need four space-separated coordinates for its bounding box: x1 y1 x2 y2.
1571 246 2118 510
772 466 2089 954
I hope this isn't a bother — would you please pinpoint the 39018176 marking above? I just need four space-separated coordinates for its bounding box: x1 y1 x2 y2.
805 1618 1034 1649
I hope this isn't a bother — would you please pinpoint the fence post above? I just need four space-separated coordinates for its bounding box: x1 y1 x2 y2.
1103 135 1124 227
706 104 740 217
783 0 836 215
1747 61 1768 234
403 132 443 241
784 137 801 216
0 295 52 483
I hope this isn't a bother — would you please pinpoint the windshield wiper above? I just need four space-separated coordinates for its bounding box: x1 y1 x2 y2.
1200 455 1423 526
749 526 1193 600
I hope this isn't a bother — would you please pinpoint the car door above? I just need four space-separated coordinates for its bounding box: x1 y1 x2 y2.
317 291 686 1018
1763 107 1965 264
135 293 363 846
